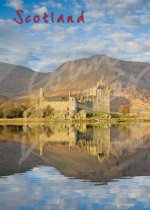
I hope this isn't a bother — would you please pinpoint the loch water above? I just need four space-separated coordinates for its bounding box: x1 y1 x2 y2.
0 123 150 210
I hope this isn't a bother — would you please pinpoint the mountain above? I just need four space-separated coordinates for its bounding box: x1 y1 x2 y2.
33 54 150 114
0 62 47 98
34 55 150 98
0 55 149 113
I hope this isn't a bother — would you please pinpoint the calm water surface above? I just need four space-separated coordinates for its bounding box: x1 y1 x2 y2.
0 166 150 210
0 123 150 209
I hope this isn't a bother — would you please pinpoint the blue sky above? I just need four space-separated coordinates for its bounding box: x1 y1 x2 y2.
0 0 149 72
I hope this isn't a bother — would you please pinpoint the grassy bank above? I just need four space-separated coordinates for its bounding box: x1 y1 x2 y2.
0 116 149 125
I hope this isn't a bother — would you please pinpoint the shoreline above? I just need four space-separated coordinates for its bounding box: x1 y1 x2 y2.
0 117 149 125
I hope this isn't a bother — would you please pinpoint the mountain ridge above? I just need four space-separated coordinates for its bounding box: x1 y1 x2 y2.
33 55 150 97
0 55 149 113
0 62 47 97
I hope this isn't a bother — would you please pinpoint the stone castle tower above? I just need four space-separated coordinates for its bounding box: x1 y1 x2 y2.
94 81 110 113
76 81 111 113
69 94 77 117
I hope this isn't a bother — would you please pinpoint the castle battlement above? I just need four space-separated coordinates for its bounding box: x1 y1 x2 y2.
37 81 111 118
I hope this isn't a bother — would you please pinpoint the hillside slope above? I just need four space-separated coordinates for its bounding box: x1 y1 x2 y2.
0 62 47 97
0 56 149 113
34 55 150 98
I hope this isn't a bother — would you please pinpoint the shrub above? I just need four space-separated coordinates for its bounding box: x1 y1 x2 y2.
0 104 26 118
28 108 43 118
43 105 54 118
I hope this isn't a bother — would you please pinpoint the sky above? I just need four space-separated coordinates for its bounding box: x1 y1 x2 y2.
0 0 149 72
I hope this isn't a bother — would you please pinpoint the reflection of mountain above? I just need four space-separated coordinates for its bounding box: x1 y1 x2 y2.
0 123 150 182
111 124 150 156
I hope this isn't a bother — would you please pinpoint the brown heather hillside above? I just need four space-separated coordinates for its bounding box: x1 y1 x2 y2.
0 62 47 97
34 55 150 98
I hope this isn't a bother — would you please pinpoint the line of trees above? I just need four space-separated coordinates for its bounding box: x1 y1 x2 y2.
0 103 26 118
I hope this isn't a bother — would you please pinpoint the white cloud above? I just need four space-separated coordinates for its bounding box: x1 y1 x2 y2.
49 0 63 9
109 32 133 42
0 19 36 65
33 6 48 16
132 52 150 62
1 0 150 72
84 0 101 9
40 0 63 9
85 10 105 21
31 24 50 31
123 0 142 5
6 0 24 9
140 14 150 25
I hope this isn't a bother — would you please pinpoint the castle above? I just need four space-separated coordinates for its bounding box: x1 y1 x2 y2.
37 81 111 118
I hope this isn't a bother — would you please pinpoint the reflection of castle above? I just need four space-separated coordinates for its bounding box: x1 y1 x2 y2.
37 81 111 117
77 127 110 161
23 124 110 160
37 125 77 155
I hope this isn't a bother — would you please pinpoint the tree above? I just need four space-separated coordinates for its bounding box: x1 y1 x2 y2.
43 105 54 118
0 109 3 118
1 104 26 118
